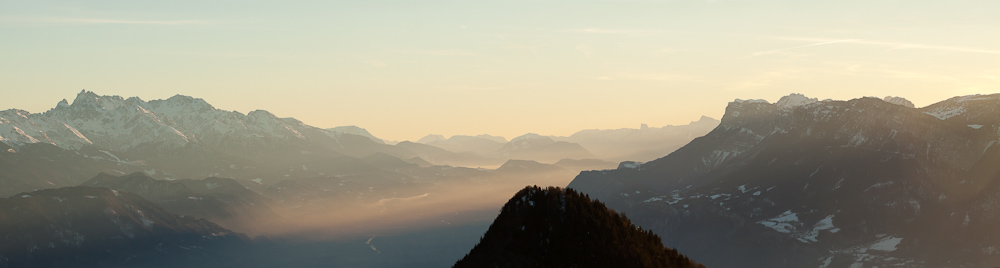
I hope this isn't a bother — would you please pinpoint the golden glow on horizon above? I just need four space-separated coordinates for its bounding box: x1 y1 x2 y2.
2 1 998 141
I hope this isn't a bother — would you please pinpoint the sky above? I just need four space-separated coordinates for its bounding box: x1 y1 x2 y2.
2 0 999 141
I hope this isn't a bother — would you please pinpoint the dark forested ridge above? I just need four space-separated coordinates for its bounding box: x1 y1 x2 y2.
0 186 252 268
454 186 705 268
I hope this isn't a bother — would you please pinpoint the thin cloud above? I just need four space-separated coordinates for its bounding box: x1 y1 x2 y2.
594 72 703 82
392 49 481 57
740 39 858 59
546 28 662 36
745 37 1000 58
0 16 213 25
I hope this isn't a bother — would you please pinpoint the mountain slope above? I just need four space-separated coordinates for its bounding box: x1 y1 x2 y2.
568 93 1000 268
454 186 704 268
0 186 251 267
81 172 279 234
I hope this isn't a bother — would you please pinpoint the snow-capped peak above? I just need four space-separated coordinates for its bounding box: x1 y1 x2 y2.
882 96 915 108
2 91 322 152
775 93 818 109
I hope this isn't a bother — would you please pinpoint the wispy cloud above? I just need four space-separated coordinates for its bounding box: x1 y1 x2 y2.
392 49 481 57
594 72 703 82
546 28 662 36
740 39 858 59
744 37 1000 58
782 37 1000 55
0 16 213 25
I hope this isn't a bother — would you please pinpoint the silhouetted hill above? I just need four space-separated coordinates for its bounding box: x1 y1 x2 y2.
454 186 704 268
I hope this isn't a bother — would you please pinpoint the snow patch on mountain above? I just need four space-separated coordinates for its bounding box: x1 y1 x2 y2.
801 215 840 242
868 236 903 252
925 106 966 120
759 211 841 243
758 210 799 234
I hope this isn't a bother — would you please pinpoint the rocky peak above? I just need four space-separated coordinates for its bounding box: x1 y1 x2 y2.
149 95 216 115
775 93 819 109
882 96 915 108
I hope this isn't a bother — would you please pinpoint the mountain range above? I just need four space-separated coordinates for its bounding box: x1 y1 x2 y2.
8 90 997 267
568 93 1000 268
0 90 716 198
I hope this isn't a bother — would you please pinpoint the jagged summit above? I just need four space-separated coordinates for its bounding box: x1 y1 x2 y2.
882 96 915 108
151 94 217 113
2 91 329 151
733 93 823 110
775 93 819 109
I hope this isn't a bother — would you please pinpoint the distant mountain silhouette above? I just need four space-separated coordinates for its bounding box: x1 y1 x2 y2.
496 134 595 164
420 134 508 155
555 116 719 163
454 186 704 268
553 158 617 171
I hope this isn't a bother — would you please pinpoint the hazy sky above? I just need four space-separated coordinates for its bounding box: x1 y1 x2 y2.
2 0 998 141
